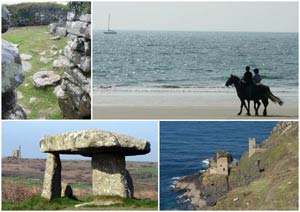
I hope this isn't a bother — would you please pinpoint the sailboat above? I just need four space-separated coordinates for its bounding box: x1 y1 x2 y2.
104 14 117 34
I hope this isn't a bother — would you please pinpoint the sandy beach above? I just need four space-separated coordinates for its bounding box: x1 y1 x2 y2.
93 90 298 119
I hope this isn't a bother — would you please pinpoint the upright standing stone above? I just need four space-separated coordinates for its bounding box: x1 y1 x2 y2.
41 153 62 200
92 154 134 198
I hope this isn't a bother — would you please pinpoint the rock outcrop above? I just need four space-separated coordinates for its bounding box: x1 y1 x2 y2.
55 9 91 119
2 6 10 33
2 6 26 119
40 130 150 200
6 3 67 27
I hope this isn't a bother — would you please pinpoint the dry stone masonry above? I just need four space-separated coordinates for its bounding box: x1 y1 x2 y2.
54 10 91 119
2 6 27 119
40 130 150 200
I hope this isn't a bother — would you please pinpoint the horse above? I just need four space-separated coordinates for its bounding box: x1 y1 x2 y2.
225 75 284 116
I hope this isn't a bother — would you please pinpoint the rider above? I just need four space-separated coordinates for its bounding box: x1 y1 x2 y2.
241 66 253 98
252 68 262 84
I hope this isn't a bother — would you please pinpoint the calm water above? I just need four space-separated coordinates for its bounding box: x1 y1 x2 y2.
160 121 277 210
94 31 298 93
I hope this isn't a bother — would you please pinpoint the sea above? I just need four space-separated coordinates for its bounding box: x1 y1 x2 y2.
159 121 277 210
93 30 298 95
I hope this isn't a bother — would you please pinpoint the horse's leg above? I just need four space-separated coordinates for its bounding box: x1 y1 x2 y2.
255 100 261 116
254 101 257 115
237 100 243 115
263 98 269 116
246 100 251 116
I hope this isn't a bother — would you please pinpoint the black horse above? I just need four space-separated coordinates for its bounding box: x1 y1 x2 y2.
225 75 284 116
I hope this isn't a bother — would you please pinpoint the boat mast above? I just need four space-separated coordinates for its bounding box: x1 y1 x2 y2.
108 13 110 31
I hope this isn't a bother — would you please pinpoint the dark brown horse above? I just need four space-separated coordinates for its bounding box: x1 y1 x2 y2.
225 75 283 116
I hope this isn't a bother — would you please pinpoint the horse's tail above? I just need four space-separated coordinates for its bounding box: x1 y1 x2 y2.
266 87 284 106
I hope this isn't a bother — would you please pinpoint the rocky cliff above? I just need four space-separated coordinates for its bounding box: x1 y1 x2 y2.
173 122 298 210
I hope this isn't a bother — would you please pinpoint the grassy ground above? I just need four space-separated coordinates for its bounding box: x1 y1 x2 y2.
2 159 158 210
2 195 158 210
2 26 67 119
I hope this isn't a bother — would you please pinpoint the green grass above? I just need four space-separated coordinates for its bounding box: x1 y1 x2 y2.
2 26 67 119
2 195 79 210
2 195 158 210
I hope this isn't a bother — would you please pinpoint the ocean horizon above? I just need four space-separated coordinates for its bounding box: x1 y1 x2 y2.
93 30 298 96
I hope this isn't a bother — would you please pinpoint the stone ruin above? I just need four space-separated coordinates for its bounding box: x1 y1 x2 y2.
12 145 22 159
40 130 150 200
209 151 232 176
54 8 91 119
2 6 27 119
248 138 266 158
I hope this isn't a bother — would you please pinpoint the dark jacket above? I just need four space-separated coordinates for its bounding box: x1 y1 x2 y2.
242 71 253 86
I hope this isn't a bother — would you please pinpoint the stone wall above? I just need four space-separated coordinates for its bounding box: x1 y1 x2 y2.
6 3 67 27
2 6 26 119
55 11 91 119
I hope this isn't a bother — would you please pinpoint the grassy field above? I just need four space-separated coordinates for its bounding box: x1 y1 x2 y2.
2 26 67 119
2 158 158 210
3 195 157 210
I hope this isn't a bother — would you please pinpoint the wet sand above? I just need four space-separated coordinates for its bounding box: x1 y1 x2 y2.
93 90 298 119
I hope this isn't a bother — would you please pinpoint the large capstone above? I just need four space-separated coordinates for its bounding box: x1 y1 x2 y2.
92 154 134 198
40 130 150 156
41 153 62 200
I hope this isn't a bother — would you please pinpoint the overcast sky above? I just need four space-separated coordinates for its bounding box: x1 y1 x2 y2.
2 121 158 162
94 2 298 32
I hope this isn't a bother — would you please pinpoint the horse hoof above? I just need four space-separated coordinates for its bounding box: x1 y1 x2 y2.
237 112 241 116
255 113 258 116
247 113 251 116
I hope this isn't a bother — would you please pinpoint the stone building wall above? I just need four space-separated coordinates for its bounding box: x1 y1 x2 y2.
6 3 67 27
248 138 256 157
56 11 91 119
216 157 228 175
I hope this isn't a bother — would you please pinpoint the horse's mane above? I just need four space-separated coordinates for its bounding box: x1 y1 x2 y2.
231 74 240 80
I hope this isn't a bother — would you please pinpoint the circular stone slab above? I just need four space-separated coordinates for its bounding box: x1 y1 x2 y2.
31 71 60 88
40 130 151 156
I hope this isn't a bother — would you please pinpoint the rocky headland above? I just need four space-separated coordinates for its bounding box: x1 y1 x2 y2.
172 121 298 210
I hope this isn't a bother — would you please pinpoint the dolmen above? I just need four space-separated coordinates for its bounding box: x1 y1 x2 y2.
40 129 151 200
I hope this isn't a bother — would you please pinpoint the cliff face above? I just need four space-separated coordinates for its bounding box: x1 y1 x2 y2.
174 122 298 210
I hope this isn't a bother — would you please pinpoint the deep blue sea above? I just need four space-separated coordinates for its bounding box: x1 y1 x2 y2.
160 121 277 210
93 31 298 93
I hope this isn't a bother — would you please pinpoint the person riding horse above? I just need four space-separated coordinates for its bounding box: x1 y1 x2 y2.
240 66 253 99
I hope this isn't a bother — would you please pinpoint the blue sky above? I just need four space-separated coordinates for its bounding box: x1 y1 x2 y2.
2 121 158 162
